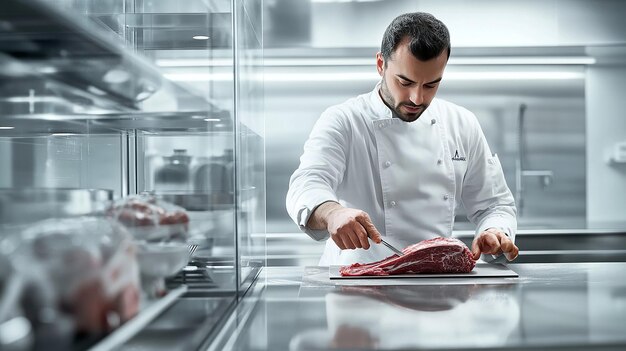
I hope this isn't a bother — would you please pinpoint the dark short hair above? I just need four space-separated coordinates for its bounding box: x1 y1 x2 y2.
381 12 451 63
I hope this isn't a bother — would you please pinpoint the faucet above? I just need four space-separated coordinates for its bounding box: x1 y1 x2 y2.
515 103 554 216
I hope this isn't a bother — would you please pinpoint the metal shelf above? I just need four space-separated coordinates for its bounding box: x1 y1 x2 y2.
89 285 188 351
0 110 238 135
94 12 232 50
0 0 222 116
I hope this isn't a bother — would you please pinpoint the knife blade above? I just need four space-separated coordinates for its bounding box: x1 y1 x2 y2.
380 238 404 256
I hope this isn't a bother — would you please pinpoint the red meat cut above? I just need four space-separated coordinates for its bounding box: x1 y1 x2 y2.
340 237 476 276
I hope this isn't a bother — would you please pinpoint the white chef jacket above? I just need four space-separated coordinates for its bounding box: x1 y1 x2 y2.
286 83 517 266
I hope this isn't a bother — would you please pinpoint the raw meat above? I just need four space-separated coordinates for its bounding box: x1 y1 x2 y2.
108 194 190 241
13 217 141 333
340 237 475 276
110 195 190 228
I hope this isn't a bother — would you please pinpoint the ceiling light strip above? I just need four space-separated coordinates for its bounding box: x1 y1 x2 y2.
157 56 595 68
165 71 584 82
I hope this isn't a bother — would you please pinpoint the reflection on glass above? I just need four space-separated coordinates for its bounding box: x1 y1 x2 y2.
290 284 520 350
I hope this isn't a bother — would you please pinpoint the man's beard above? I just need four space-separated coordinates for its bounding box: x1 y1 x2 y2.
379 78 428 122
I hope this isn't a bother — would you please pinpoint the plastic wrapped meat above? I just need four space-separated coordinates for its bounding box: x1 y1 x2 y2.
9 217 141 334
340 237 476 276
108 194 189 241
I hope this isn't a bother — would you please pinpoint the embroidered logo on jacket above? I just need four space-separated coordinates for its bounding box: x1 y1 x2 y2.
452 150 467 161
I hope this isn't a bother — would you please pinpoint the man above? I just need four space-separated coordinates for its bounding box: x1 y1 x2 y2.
286 12 519 266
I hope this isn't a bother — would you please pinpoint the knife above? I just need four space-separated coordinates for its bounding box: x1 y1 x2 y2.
380 238 404 256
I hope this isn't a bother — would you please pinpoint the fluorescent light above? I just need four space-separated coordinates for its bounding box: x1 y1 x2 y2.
87 85 107 96
4 96 65 103
157 58 239 67
37 66 58 74
450 56 596 65
263 58 371 66
0 126 15 130
446 71 585 80
311 0 382 2
51 133 76 136
103 69 130 84
158 58 371 67
136 91 152 100
192 35 210 40
164 73 233 81
266 72 376 81
264 71 584 81
156 56 595 68
165 71 583 82
166 72 374 82
191 115 221 122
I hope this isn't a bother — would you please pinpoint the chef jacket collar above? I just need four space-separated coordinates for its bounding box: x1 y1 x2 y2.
369 82 433 125
370 82 393 120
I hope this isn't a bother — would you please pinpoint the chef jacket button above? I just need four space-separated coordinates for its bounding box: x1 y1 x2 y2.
384 161 391 168
443 194 450 200
437 159 442 165
379 123 385 128
431 119 437 125
390 200 397 207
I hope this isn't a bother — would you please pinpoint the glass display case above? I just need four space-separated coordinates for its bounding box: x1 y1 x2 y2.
0 0 264 349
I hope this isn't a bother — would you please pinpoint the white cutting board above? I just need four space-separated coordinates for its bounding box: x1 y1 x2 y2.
329 262 518 279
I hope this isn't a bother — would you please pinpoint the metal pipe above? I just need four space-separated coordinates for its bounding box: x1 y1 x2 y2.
515 103 555 217
516 103 527 216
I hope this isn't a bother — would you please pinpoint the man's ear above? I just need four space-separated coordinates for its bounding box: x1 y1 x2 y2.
376 52 384 77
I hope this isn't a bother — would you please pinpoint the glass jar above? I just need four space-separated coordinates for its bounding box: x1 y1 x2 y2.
153 149 191 192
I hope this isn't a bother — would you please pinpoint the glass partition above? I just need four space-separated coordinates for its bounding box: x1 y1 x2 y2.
0 0 264 349
235 0 265 295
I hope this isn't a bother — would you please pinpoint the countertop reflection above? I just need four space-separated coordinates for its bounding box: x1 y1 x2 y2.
230 263 626 350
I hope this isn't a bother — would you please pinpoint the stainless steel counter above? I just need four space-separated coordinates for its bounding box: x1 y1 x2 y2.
218 263 626 350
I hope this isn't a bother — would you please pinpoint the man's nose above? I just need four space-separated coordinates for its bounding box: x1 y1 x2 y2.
410 87 424 105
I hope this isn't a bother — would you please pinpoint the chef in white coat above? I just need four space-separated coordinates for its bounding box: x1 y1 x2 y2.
286 12 519 266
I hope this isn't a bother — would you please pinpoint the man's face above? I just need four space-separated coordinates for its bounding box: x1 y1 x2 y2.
376 39 448 122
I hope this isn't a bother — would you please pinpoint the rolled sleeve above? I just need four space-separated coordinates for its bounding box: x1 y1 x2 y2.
292 190 338 241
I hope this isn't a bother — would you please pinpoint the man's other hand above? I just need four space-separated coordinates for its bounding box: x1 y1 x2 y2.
471 228 519 261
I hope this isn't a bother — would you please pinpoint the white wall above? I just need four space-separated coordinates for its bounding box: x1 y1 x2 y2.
586 57 626 224
310 0 626 48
